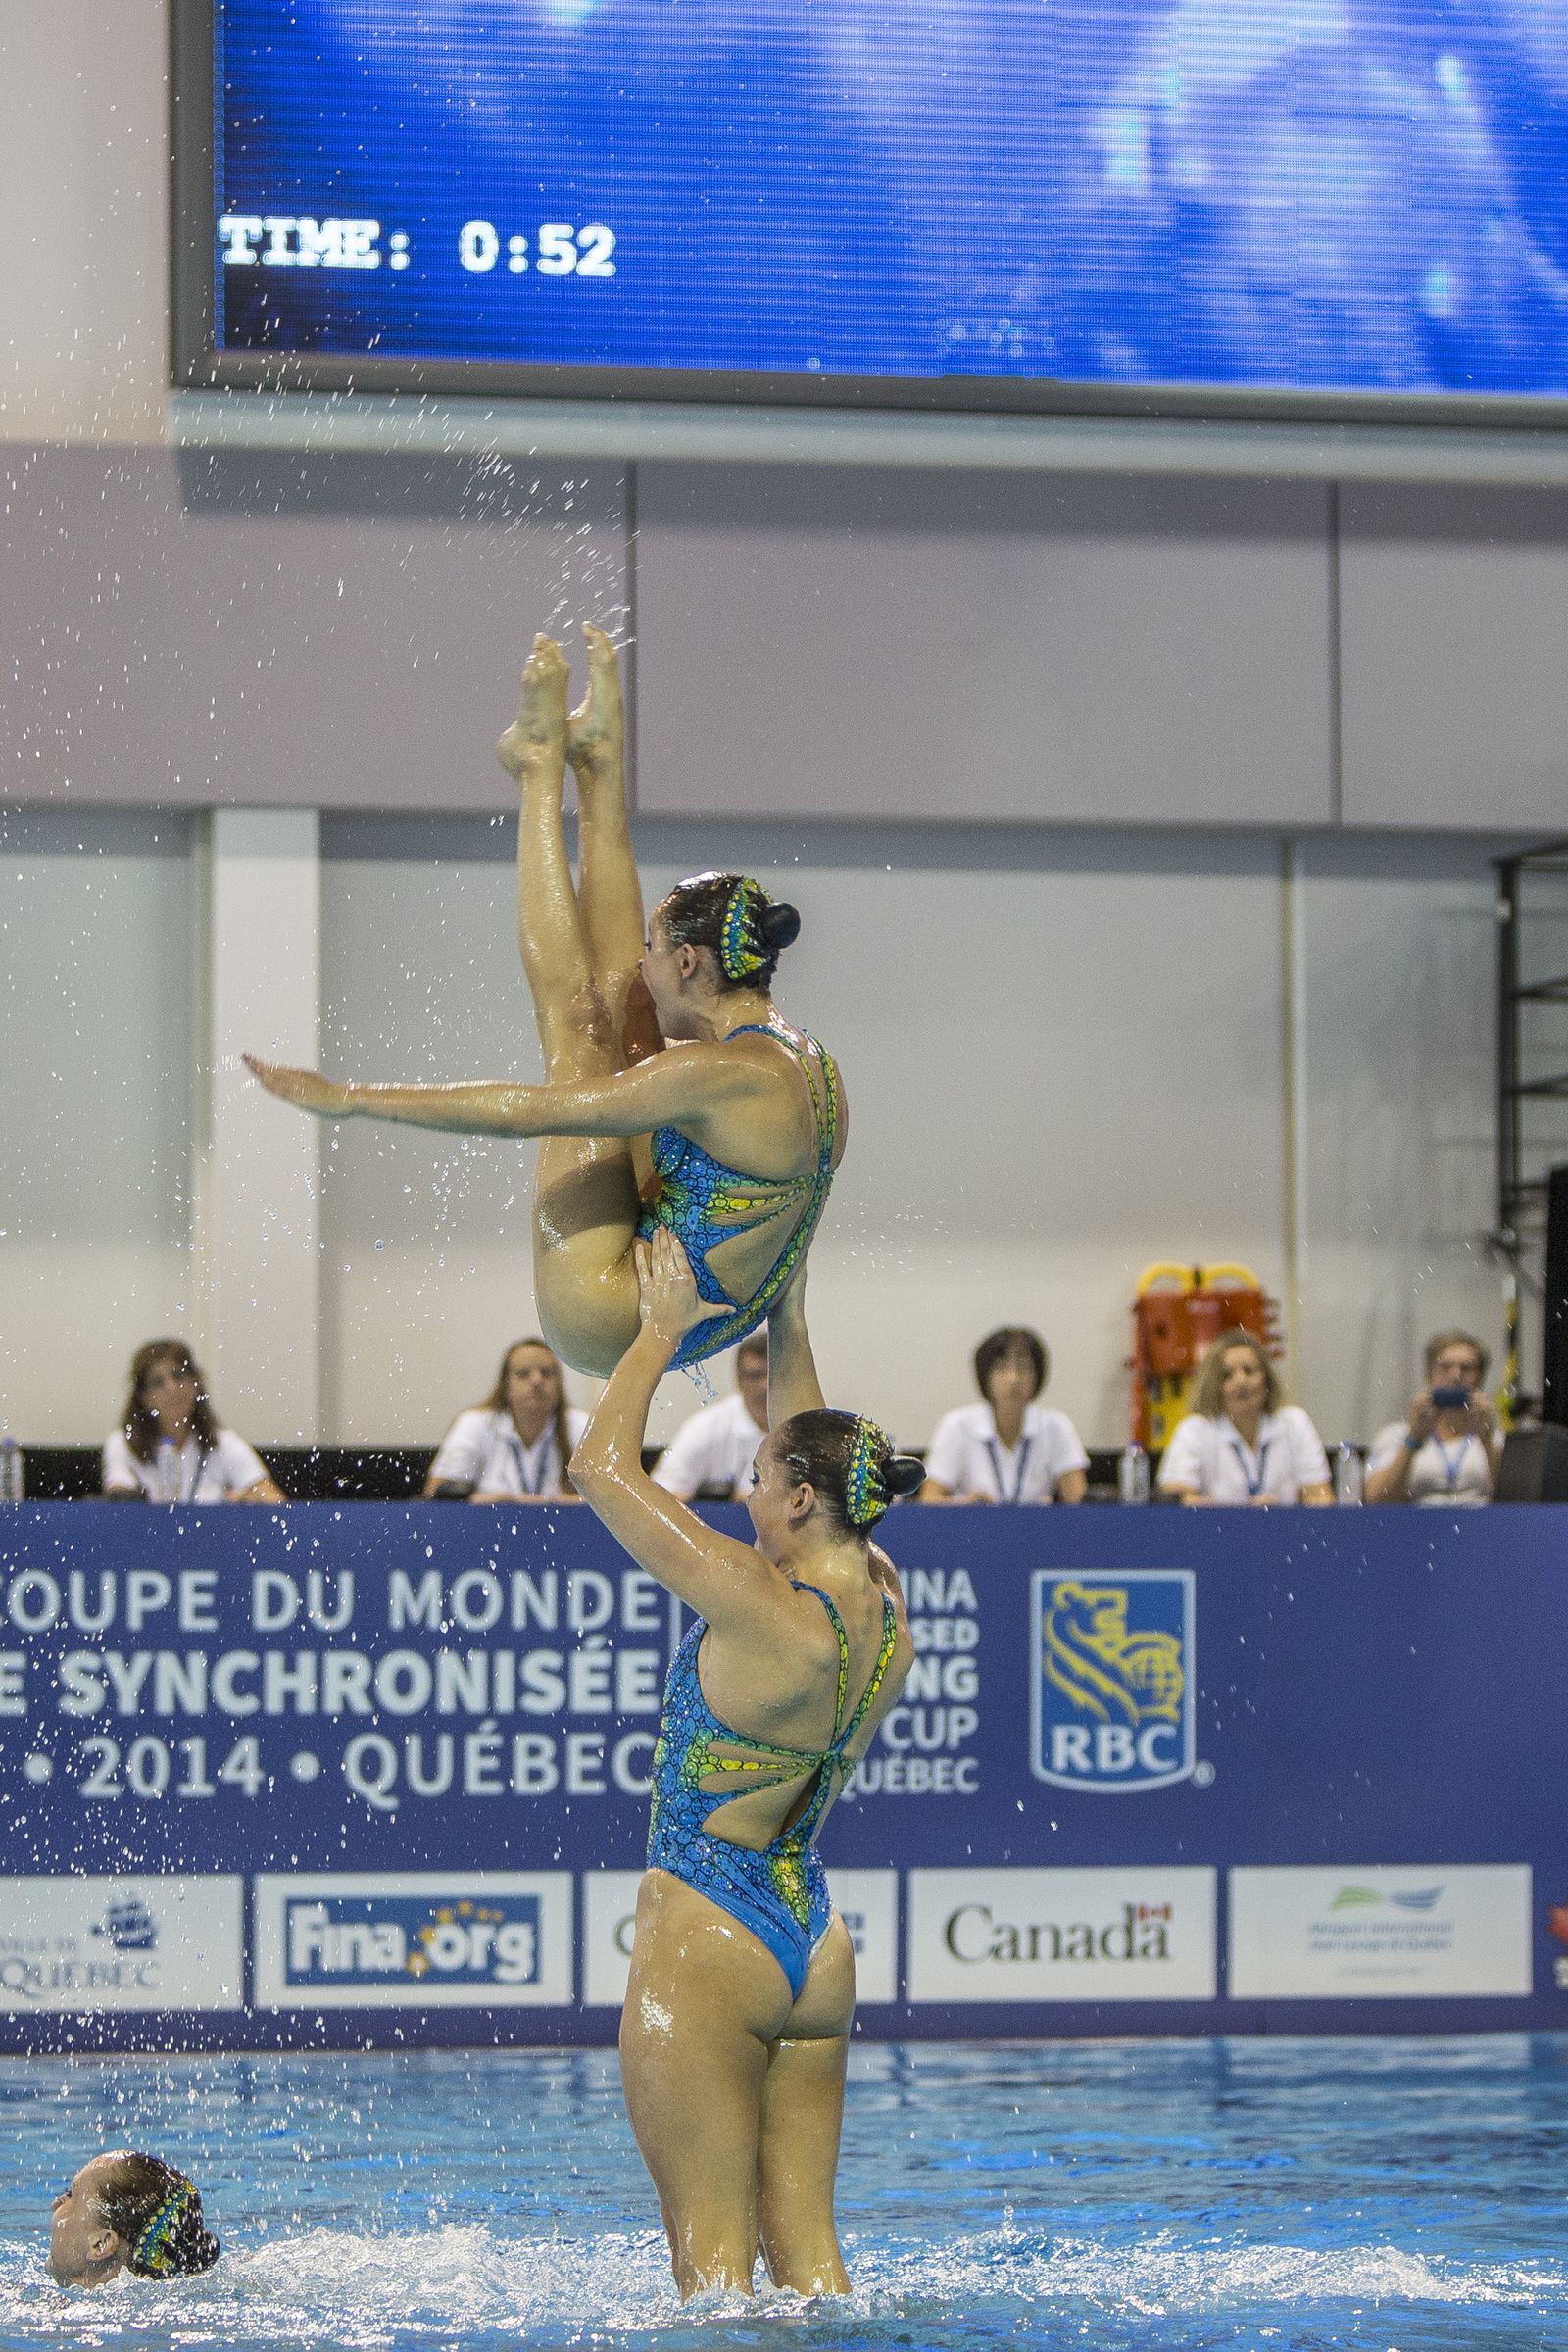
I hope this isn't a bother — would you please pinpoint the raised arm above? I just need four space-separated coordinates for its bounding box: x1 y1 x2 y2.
765 1270 826 1425
569 1229 778 1625
243 1041 766 1143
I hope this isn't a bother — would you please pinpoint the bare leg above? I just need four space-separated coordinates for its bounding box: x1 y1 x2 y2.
757 1915 855 2294
500 635 603 1063
497 636 641 1372
567 623 663 1068
619 1871 797 2299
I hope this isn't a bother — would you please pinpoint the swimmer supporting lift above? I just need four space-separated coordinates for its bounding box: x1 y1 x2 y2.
570 1233 919 2298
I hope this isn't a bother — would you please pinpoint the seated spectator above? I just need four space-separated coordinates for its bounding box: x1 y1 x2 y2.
102 1340 282 1503
652 1334 769 1501
1364 1329 1500 1507
919 1326 1088 1504
424 1337 586 1501
1158 1327 1332 1506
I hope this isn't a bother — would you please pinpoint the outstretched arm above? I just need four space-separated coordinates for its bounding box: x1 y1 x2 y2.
570 1230 776 1626
243 1041 765 1143
766 1270 826 1425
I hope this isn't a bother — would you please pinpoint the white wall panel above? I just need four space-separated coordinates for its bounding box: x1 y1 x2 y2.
0 0 168 445
2 812 1531 1454
1340 485 1568 831
316 817 1289 1450
0 810 195 1445
1295 835 1510 1446
634 466 1334 830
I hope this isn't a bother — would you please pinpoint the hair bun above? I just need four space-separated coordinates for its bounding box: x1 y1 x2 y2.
882 1453 924 1499
168 2211 221 2277
760 901 801 952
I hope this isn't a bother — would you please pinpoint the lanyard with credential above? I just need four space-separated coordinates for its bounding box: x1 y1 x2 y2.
1228 1434 1270 1498
1432 1433 1473 1492
507 1429 550 1496
985 1436 1033 1503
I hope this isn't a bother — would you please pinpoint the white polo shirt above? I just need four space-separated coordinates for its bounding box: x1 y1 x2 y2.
428 1407 589 1497
102 1428 270 1502
1157 1407 1331 1504
923 1402 1089 1503
1366 1422 1494 1507
654 1392 769 1501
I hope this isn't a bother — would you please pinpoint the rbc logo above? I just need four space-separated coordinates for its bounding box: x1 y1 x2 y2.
1030 1572 1196 1793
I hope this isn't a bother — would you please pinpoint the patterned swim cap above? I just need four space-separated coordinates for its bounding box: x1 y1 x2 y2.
130 2183 195 2278
719 877 769 982
845 1416 893 1529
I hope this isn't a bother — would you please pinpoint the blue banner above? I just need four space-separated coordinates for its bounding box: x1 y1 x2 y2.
1 1503 1564 2046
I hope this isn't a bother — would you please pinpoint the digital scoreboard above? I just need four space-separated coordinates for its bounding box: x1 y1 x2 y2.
172 0 1568 417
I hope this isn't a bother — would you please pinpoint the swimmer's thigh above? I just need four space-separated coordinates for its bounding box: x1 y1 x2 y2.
619 1871 796 2293
757 1910 856 2294
530 1134 642 1376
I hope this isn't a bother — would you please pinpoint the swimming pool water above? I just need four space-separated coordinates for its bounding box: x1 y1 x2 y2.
2 2035 1564 2350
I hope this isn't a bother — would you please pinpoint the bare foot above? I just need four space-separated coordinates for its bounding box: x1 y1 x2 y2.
496 634 570 785
565 621 624 781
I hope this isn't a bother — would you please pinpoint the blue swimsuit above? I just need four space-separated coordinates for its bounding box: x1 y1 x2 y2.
636 1023 840 1369
646 1586 899 1998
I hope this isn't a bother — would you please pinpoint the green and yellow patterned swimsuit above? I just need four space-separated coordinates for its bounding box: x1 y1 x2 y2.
646 1586 898 1997
635 1022 840 1368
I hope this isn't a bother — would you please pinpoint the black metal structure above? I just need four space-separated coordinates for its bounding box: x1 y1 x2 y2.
1494 838 1568 1420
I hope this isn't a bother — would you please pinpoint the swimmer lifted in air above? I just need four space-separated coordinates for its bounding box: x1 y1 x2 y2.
248 629 845 1375
570 1239 918 2299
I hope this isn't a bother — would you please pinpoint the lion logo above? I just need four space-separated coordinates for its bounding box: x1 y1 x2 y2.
1031 1572 1196 1791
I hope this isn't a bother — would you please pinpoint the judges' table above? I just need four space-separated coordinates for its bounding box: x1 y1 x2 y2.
0 1501 1564 2048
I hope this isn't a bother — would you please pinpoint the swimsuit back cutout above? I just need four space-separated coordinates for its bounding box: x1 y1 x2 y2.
637 1022 840 1367
649 1584 900 1937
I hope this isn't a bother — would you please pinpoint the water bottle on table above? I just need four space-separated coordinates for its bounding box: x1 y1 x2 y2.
1334 1443 1364 1505
155 1436 181 1504
1118 1440 1151 1504
0 1433 22 1502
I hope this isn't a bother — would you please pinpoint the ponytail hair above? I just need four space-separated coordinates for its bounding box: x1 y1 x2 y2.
95 2152 220 2279
776 1409 923 1535
660 872 801 991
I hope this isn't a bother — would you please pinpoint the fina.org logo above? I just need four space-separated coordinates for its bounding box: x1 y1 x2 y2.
284 1893 541 1989
1030 1571 1196 1793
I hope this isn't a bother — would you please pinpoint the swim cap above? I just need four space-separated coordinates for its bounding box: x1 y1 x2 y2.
130 2183 194 2278
845 1417 892 1529
720 878 769 981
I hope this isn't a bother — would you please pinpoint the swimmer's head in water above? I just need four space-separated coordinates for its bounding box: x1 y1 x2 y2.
657 872 801 993
49 2151 220 2288
765 1409 923 1540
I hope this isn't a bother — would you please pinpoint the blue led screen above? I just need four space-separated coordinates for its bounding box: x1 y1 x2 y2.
210 0 1568 400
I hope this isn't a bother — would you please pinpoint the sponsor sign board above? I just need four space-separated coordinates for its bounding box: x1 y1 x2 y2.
1030 1571 1195 1793
831 1870 899 2003
581 1868 898 2005
1228 1866 1533 1998
253 1872 571 2007
908 1867 1216 2002
581 1870 644 2008
0 1875 242 2013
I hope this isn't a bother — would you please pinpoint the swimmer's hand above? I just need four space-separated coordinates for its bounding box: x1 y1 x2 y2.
634 1227 732 1348
243 1055 356 1118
